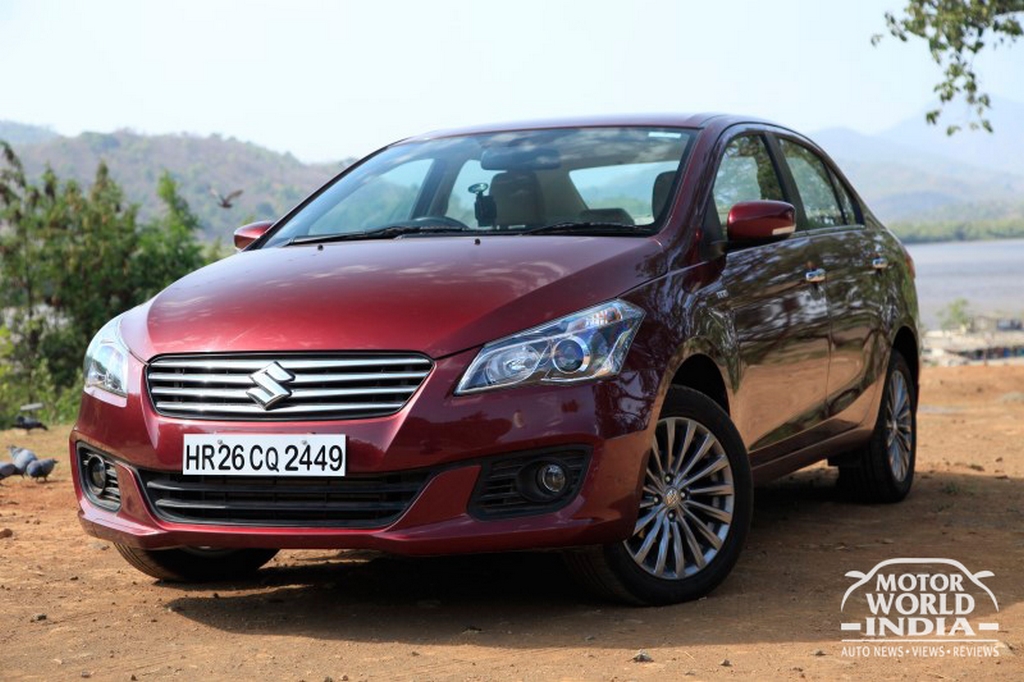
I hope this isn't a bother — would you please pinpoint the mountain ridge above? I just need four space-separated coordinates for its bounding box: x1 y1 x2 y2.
0 122 349 241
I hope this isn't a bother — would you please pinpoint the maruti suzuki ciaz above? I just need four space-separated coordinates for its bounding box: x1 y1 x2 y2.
72 114 920 604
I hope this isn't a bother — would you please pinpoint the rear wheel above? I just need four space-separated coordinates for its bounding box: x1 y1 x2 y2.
565 387 753 605
838 350 916 503
114 544 278 582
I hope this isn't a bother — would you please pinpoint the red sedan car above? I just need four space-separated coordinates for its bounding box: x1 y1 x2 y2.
72 114 920 604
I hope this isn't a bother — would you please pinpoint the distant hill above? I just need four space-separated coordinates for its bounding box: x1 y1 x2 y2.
880 96 1024 178
811 99 1024 238
1 126 350 242
0 121 60 145
812 127 1024 222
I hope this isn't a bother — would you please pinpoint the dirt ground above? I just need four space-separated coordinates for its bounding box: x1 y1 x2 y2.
1 365 1022 681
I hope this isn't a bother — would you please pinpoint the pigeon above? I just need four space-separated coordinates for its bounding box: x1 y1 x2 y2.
209 187 244 209
14 415 47 431
0 461 17 483
26 458 57 482
8 446 37 474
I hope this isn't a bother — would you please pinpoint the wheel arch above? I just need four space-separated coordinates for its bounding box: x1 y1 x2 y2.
669 352 731 416
892 325 920 394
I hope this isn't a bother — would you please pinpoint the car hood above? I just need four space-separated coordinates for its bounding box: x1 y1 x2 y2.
120 235 664 360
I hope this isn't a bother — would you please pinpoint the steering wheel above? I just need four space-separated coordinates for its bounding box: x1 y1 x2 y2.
408 215 471 230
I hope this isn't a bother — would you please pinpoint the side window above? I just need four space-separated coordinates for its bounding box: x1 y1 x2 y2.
445 160 499 226
778 139 844 229
309 159 433 235
829 168 861 225
712 135 784 224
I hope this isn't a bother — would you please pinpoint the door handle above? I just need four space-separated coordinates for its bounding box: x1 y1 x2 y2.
804 268 826 284
871 256 889 270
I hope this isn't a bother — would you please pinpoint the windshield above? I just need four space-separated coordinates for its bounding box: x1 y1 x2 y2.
263 126 696 247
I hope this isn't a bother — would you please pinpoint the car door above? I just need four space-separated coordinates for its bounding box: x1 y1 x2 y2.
708 133 831 455
773 137 887 434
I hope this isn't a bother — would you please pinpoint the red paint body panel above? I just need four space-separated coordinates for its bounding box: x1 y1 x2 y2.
120 236 663 361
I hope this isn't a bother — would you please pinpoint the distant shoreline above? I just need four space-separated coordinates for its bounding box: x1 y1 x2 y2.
890 225 1024 244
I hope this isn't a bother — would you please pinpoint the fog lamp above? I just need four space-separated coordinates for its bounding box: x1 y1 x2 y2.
84 454 108 496
536 462 568 495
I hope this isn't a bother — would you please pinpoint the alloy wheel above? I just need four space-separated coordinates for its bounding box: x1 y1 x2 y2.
625 417 735 580
885 370 913 482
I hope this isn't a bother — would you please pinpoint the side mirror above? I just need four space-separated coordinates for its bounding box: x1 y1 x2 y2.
727 201 796 244
233 221 274 250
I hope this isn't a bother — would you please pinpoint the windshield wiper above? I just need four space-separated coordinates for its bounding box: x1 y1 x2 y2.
521 221 643 236
285 223 469 246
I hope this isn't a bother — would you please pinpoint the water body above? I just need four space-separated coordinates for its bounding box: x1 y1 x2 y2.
906 238 1024 329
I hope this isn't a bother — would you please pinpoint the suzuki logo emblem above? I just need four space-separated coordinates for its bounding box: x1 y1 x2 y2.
246 362 294 409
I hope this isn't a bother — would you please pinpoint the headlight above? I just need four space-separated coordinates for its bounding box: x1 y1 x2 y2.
455 300 644 394
83 316 129 397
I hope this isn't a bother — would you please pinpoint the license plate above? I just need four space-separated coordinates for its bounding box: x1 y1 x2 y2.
182 434 346 477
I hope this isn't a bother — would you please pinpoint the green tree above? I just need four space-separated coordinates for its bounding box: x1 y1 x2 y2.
0 143 59 396
875 1 1024 134
0 143 209 419
42 162 143 386
130 172 206 300
938 297 973 331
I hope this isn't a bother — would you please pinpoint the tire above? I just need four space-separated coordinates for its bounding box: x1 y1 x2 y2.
114 544 279 582
838 350 916 503
564 386 753 605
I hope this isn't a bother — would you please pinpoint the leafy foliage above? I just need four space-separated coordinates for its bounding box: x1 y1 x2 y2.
938 297 973 330
0 143 208 422
875 1 1024 134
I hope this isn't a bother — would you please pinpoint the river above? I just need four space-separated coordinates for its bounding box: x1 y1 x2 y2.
905 238 1024 329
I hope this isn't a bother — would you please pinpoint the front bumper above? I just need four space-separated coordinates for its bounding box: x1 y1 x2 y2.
70 347 659 554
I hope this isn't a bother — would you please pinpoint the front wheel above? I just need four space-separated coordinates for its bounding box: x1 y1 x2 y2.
565 387 753 605
114 544 279 582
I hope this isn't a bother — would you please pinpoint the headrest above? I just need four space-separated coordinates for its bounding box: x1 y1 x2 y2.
490 171 544 227
652 171 676 220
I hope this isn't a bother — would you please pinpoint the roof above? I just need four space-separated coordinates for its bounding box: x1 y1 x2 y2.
407 112 777 141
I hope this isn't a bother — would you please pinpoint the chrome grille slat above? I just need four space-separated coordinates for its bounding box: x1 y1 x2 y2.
147 371 430 385
151 386 417 399
147 353 432 421
153 401 407 414
150 357 431 371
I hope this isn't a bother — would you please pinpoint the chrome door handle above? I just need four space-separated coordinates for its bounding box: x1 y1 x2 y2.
872 256 889 270
805 268 826 284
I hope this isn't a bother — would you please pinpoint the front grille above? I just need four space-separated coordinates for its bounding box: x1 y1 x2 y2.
138 469 430 527
146 353 432 421
470 448 590 519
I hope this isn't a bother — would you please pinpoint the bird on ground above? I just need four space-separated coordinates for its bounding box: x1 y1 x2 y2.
0 461 18 483
26 458 57 482
210 187 244 209
8 446 37 473
14 415 47 431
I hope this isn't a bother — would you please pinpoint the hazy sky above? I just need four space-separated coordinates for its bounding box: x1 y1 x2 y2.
2 0 1022 162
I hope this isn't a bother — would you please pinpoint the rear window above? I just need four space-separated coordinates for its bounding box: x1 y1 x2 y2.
778 139 844 229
